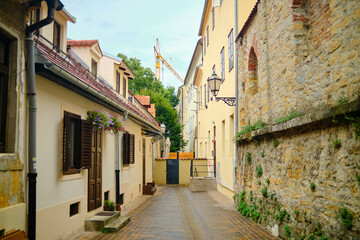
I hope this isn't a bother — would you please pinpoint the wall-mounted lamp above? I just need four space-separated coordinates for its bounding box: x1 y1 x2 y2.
207 71 236 106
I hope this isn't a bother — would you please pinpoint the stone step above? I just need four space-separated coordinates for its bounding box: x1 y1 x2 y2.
103 216 131 232
85 211 120 231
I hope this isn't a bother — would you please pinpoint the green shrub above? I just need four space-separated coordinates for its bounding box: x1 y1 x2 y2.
235 120 266 141
284 225 291 237
272 138 279 147
275 108 304 124
276 209 287 224
332 138 341 148
310 182 316 192
246 152 252 164
261 186 268 197
339 207 353 229
260 150 265 157
266 178 270 185
256 165 263 177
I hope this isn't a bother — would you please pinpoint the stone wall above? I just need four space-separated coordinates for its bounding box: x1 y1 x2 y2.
237 0 360 125
235 0 360 239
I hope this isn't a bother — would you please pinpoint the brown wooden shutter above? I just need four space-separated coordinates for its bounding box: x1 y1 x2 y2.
63 112 70 173
80 119 92 169
123 133 130 165
129 134 135 164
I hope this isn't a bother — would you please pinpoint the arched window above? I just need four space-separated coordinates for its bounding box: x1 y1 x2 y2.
247 47 258 94
248 47 258 79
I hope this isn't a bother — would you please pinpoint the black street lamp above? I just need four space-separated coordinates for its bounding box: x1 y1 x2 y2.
207 71 236 106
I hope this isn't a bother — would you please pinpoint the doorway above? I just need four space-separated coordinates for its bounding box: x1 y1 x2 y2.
88 129 102 211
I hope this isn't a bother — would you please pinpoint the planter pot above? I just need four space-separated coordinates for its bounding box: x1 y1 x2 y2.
116 204 121 212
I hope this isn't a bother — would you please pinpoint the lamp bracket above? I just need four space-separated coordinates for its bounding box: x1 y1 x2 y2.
215 97 236 106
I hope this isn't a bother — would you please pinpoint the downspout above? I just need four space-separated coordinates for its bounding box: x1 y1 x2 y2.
233 0 239 190
194 86 198 158
115 134 120 209
26 1 56 239
115 110 127 208
181 87 184 152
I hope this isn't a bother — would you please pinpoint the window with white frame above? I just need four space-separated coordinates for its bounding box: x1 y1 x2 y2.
228 29 234 71
220 47 225 80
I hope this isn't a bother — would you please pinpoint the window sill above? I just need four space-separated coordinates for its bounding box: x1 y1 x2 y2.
61 172 83 181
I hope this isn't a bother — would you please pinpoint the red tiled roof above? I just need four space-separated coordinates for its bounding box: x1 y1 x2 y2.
35 37 160 131
135 95 151 107
67 39 103 57
67 39 99 46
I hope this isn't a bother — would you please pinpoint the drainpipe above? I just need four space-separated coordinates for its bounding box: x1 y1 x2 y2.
234 0 239 190
115 110 127 208
26 1 56 239
115 134 120 208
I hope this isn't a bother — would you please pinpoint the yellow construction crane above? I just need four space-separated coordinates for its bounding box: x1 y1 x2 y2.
154 38 184 83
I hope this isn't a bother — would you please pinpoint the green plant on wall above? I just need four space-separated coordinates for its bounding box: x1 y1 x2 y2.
266 178 270 185
284 225 291 237
258 180 261 185
331 138 341 148
261 186 268 197
274 108 304 124
272 138 279 147
339 207 353 229
246 152 252 164
256 164 263 177
249 190 253 201
235 119 266 141
310 182 316 192
335 97 348 106
344 115 360 140
260 150 265 157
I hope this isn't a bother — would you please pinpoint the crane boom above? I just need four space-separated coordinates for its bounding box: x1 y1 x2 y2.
154 38 184 83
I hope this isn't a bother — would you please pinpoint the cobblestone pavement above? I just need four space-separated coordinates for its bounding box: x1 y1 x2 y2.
76 185 278 240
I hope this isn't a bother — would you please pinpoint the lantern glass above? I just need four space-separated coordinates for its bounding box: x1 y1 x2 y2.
207 72 222 97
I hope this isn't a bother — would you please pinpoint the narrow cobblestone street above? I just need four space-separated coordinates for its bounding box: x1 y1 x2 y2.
77 186 278 240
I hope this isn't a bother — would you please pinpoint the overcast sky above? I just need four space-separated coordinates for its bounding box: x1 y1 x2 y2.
61 0 204 89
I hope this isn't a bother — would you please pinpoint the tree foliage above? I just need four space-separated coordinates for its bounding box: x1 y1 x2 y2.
118 53 186 152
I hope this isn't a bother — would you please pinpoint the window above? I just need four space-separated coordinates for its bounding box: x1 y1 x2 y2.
30 8 40 35
207 26 209 46
116 72 120 93
220 47 225 80
212 8 215 30
228 29 234 71
200 85 202 107
204 83 206 106
207 84 210 103
203 36 206 55
63 111 92 174
53 21 61 51
123 77 126 97
123 133 135 165
220 0 223 5
69 202 79 217
0 36 9 153
91 59 97 77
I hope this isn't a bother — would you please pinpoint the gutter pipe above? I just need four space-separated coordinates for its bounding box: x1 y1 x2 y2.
26 1 57 239
234 0 239 190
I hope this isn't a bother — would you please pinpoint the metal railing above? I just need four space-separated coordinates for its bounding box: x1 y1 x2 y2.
190 158 216 178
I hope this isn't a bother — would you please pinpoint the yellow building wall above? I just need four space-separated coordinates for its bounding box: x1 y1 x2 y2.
196 0 257 198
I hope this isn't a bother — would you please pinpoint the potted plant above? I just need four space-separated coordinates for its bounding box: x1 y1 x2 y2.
103 200 115 211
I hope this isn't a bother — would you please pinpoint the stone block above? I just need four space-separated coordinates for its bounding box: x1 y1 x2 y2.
189 177 217 192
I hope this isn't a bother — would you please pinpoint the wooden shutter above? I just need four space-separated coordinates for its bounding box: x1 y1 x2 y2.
129 134 135 164
63 112 70 173
80 119 92 169
123 133 130 165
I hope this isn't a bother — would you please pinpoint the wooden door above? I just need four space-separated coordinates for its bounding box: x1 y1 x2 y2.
88 129 102 211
